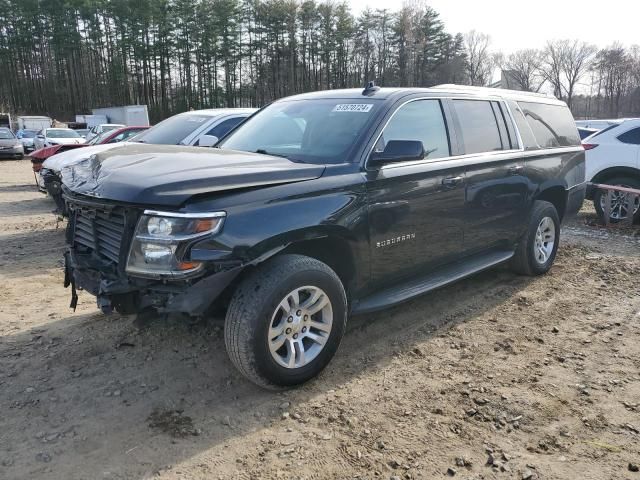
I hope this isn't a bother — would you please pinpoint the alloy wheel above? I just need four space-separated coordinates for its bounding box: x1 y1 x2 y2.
534 216 555 265
268 286 333 369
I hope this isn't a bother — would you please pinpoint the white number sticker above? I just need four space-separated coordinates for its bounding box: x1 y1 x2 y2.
332 104 373 113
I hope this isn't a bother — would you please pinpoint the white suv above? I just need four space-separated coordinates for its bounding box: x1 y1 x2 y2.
583 119 640 221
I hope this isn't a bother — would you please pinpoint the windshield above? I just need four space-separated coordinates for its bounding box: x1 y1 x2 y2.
21 130 37 138
132 113 212 145
0 129 15 139
219 99 380 163
102 125 122 133
47 129 80 138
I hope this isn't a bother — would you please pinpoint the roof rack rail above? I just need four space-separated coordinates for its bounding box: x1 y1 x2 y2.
432 84 555 99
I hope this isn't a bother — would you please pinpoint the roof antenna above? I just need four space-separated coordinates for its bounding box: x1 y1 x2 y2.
362 80 380 96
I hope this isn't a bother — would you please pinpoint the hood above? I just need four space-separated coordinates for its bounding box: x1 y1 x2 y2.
0 138 20 148
48 137 85 146
62 144 326 206
43 143 122 172
20 138 34 146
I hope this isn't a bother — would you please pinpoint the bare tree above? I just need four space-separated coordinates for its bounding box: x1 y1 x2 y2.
541 40 596 107
502 49 544 92
464 30 494 86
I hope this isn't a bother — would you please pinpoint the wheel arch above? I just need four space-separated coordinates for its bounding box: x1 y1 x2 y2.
534 184 568 221
591 166 640 184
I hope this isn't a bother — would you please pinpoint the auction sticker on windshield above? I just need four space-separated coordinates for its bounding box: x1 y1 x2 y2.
332 104 373 113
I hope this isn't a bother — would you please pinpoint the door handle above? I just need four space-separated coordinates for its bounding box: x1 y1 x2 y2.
442 175 464 187
508 165 524 175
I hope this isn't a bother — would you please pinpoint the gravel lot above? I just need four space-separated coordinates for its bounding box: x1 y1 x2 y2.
1 159 639 480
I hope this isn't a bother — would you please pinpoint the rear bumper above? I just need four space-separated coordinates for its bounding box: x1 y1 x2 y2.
564 182 587 220
64 248 243 315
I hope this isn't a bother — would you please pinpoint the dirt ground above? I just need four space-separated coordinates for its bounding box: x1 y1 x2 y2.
1 159 639 480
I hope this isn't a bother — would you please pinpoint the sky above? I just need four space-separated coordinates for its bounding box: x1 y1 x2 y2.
349 0 640 53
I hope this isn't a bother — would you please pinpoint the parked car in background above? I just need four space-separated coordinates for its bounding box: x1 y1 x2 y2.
34 128 85 150
85 123 125 142
75 128 91 138
0 128 24 160
16 129 39 153
60 85 585 388
86 125 149 146
583 118 640 222
577 127 599 140
42 108 254 213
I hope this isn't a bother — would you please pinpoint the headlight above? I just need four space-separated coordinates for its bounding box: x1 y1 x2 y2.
126 210 225 277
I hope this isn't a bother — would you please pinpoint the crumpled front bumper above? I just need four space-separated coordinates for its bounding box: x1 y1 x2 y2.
64 248 243 316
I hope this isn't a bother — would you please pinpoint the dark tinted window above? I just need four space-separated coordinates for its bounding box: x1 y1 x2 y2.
206 117 245 139
507 101 537 150
452 100 503 154
133 113 212 145
518 102 581 148
376 100 450 160
618 127 640 145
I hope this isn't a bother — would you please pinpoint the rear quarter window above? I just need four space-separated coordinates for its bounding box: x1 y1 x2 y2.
518 102 581 148
617 127 640 145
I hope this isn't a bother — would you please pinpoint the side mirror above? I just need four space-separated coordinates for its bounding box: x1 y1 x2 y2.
36 134 44 139
369 140 425 166
199 134 219 147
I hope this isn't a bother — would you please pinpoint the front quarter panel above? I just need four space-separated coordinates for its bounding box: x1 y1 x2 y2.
188 168 371 291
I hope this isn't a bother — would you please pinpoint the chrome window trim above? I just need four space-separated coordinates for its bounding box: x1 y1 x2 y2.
366 96 527 170
143 210 226 219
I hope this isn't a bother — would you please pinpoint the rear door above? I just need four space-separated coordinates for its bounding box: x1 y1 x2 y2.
450 99 528 254
366 98 466 287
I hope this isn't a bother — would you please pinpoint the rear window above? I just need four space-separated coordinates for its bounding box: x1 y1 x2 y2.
518 102 581 148
452 100 504 154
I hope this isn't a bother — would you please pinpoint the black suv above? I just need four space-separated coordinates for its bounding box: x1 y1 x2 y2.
62 85 586 388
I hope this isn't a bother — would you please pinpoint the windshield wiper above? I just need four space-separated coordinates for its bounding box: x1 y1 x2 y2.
255 148 289 159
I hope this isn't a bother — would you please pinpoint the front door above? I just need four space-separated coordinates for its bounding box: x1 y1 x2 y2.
366 99 466 288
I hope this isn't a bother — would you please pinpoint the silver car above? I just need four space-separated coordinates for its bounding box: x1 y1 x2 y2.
0 128 24 160
34 128 86 150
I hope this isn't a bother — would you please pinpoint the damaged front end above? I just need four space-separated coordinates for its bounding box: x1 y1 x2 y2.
63 191 244 317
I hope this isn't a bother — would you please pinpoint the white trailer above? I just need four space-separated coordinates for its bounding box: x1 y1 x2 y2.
91 105 150 126
17 116 52 131
75 114 108 128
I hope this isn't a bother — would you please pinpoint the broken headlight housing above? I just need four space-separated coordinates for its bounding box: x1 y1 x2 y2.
126 210 226 277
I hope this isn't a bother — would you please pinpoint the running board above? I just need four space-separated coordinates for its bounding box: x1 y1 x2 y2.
352 250 514 315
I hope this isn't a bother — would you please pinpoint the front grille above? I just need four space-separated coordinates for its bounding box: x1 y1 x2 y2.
72 206 127 265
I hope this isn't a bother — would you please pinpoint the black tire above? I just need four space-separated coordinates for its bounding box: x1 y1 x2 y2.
224 254 347 389
593 176 640 224
511 200 560 276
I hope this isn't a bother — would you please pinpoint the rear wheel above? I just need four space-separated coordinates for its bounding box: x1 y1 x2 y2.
511 200 560 276
224 254 347 389
593 176 640 223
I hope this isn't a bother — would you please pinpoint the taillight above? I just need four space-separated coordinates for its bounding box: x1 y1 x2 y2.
583 143 598 151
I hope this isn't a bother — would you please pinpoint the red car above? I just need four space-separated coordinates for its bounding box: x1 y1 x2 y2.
31 126 149 172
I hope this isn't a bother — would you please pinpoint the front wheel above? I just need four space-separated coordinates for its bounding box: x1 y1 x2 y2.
224 254 347 389
511 200 560 276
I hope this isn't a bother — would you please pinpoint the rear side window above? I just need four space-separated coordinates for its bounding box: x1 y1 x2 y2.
452 100 504 154
377 99 450 160
618 127 640 145
518 102 581 148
